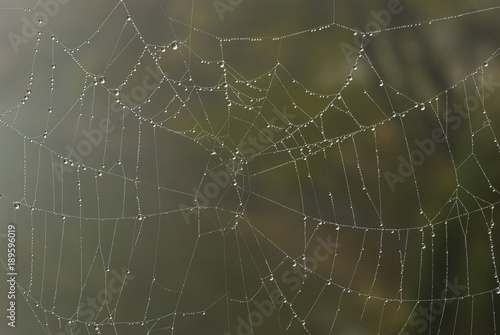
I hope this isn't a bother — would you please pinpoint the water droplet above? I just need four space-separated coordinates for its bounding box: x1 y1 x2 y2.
421 243 426 249
348 75 353 81
420 104 425 111
51 64 56 69
495 287 500 294
126 15 131 21
218 61 225 68
484 62 489 67
100 77 106 84
114 90 120 97
171 41 178 50
48 107 53 113
14 203 20 209
379 80 383 87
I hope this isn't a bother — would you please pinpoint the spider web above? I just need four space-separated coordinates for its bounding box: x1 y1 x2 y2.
1 0 500 334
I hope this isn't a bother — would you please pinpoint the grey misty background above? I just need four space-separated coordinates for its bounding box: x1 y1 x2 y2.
0 0 500 334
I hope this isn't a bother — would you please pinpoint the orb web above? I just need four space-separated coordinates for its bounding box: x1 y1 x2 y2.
1 0 500 334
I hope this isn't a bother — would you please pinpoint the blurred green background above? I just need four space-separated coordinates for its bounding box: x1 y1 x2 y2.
1 0 500 334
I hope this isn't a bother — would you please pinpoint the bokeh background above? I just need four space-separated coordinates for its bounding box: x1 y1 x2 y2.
1 0 500 334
